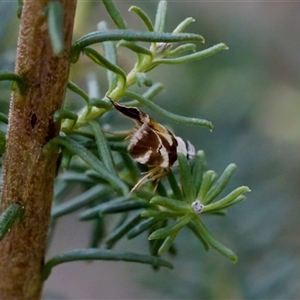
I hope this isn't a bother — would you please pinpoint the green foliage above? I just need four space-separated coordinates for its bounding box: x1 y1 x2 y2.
0 204 24 241
0 71 25 94
47 0 64 54
0 0 249 279
0 131 5 156
42 248 173 280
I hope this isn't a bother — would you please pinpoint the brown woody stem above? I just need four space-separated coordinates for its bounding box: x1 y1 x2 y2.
0 1 76 299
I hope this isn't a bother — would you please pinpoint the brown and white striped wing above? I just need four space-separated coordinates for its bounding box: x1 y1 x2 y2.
128 123 177 168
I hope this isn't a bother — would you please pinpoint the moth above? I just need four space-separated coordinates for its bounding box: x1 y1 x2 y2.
110 98 195 191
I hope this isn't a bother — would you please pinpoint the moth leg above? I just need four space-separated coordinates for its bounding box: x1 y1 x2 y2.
131 167 160 192
130 175 151 192
152 168 171 192
151 168 170 181
131 166 170 192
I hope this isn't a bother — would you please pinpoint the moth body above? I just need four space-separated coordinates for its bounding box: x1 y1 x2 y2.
110 98 195 191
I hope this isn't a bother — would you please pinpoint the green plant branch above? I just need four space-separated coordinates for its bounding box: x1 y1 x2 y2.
102 0 128 29
44 136 129 195
0 112 8 124
0 71 25 94
154 0 168 32
42 248 173 280
124 91 214 130
0 204 24 242
129 6 154 31
152 43 228 66
47 0 64 54
48 0 250 276
71 30 204 63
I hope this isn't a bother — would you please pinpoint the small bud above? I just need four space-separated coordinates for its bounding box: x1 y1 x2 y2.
156 42 172 53
191 200 203 214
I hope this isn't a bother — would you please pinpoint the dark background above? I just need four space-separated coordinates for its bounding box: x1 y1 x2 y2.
1 1 300 299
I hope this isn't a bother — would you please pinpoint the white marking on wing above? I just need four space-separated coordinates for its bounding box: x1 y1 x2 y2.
160 129 174 146
186 140 196 159
128 123 148 148
159 144 169 168
135 150 152 164
173 136 196 166
175 136 187 156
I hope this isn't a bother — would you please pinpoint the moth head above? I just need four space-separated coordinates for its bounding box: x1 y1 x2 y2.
109 97 149 125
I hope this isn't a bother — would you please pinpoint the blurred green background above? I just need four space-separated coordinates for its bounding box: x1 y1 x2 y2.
1 1 300 299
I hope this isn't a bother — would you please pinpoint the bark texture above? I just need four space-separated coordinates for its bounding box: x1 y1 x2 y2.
0 1 76 299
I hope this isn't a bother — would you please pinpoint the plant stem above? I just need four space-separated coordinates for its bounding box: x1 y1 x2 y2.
0 1 76 299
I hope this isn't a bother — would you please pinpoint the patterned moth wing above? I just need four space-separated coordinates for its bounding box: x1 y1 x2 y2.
110 98 194 191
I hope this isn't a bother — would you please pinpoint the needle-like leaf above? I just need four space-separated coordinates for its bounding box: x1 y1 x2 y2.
42 249 173 280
